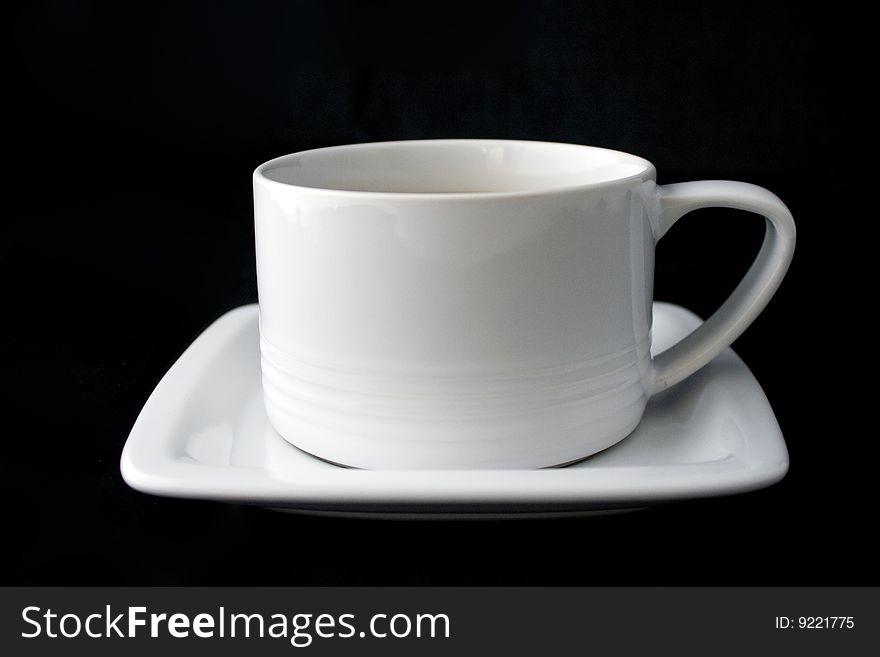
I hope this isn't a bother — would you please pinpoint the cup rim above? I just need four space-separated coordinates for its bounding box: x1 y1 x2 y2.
253 139 656 200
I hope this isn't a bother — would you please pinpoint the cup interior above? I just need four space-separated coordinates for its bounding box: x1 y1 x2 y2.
258 140 652 195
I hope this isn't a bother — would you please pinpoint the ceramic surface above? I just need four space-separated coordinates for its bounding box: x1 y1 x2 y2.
254 140 795 469
120 303 789 517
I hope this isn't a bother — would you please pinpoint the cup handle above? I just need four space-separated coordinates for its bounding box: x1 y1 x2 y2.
650 180 796 395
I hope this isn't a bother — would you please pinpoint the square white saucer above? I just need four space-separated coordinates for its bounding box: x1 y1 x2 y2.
121 303 788 518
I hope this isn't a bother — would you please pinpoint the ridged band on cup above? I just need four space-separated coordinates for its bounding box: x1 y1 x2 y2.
259 331 652 468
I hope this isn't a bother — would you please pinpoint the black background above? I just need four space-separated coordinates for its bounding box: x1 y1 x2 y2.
2 1 873 584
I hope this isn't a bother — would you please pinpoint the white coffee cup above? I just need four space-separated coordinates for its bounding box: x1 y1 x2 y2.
253 140 795 469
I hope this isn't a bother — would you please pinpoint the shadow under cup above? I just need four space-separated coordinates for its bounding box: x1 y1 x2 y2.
253 140 661 470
